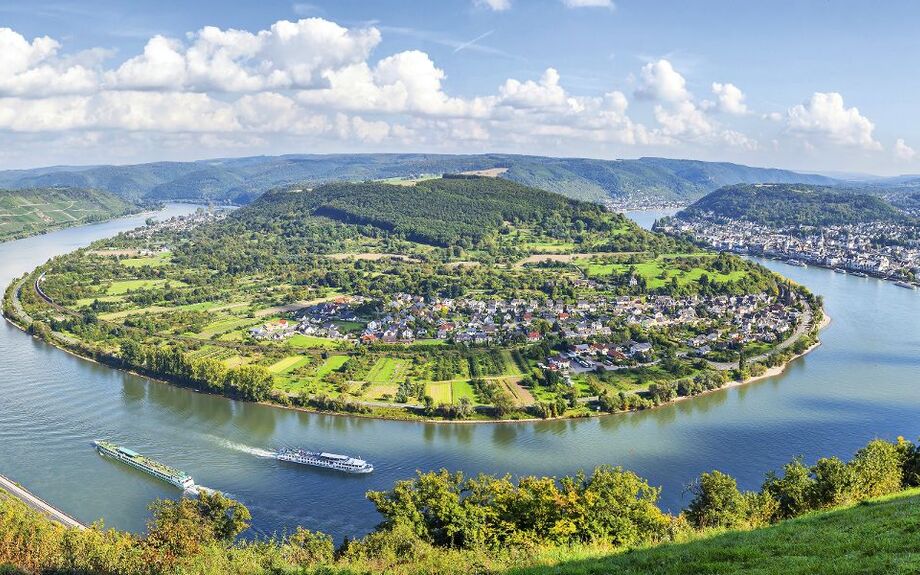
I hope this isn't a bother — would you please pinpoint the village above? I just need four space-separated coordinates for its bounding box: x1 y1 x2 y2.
248 288 804 375
660 218 920 286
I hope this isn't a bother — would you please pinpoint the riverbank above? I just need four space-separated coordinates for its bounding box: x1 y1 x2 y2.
0 474 84 530
4 263 831 425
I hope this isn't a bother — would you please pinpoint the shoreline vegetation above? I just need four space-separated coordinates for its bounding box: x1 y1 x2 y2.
2 435 919 575
1 177 830 423
2 262 829 424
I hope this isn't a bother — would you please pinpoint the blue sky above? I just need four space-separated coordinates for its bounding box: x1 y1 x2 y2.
0 0 918 175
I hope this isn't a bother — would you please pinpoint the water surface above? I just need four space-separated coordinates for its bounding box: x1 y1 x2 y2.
0 205 917 540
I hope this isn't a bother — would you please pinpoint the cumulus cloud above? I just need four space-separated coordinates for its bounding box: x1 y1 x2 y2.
0 28 99 96
787 92 881 150
710 82 747 115
894 138 916 161
474 0 511 11
635 59 689 103
0 19 773 164
107 18 380 91
562 0 614 7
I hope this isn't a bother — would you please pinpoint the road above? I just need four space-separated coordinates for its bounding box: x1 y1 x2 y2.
707 304 814 371
0 473 85 529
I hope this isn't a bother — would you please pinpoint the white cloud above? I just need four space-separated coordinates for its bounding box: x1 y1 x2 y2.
787 92 881 150
474 0 511 11
0 28 99 96
562 0 614 7
107 19 380 92
711 82 747 115
894 138 916 161
635 59 689 102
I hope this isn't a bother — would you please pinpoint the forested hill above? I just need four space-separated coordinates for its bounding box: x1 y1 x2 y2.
677 183 907 227
239 176 628 247
0 153 839 205
0 187 139 241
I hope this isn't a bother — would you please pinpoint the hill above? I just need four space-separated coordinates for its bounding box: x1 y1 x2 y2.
677 183 906 227
0 154 840 205
514 488 920 575
0 187 140 241
11 175 812 422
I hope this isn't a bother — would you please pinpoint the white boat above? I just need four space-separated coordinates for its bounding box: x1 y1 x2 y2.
94 440 196 490
276 448 373 474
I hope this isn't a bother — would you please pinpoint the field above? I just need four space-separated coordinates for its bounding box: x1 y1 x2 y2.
120 252 171 267
267 355 310 374
365 357 407 384
514 488 920 575
105 279 187 295
288 334 340 349
576 254 748 288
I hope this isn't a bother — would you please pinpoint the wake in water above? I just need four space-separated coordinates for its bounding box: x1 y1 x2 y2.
209 436 276 459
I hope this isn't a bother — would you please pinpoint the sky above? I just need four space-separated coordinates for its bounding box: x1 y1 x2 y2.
1 0 918 175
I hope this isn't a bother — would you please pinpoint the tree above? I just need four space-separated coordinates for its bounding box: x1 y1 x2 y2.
685 471 748 529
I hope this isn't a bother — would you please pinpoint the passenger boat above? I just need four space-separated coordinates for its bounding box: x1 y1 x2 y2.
94 440 196 490
276 448 373 474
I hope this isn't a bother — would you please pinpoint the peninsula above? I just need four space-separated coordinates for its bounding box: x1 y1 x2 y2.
4 176 823 421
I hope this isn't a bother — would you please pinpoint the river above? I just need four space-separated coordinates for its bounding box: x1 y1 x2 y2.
0 204 918 540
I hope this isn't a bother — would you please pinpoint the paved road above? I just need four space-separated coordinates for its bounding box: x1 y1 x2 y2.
707 304 814 371
0 473 85 529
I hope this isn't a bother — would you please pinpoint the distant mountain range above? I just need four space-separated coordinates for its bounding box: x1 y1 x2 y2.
0 154 843 205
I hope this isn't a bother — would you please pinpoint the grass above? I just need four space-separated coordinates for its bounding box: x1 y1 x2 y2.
577 255 748 289
105 279 186 295
287 334 340 349
365 357 405 384
120 252 170 267
451 379 477 403
267 355 310 374
512 489 920 575
314 355 349 378
426 381 452 404
193 316 260 339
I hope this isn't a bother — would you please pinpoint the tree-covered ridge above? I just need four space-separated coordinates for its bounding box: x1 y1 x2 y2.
244 176 624 248
0 187 140 241
678 183 907 227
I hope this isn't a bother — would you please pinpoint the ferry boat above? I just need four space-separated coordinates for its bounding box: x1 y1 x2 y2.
786 259 807 267
834 268 847 274
850 271 868 278
895 281 916 290
94 440 196 490
276 448 373 474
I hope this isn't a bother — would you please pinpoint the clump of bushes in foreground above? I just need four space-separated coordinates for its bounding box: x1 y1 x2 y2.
2 436 920 575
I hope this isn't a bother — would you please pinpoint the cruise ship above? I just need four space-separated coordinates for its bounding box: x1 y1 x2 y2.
786 259 807 267
94 440 196 490
895 281 916 290
275 448 373 474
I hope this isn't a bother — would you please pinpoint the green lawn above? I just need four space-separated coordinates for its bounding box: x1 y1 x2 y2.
193 316 261 339
426 381 452 404
365 357 405 384
451 379 477 403
287 334 340 349
314 355 349 378
267 355 311 374
512 488 920 575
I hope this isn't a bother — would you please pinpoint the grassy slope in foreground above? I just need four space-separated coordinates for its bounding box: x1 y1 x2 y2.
678 183 905 227
516 488 920 575
0 187 140 241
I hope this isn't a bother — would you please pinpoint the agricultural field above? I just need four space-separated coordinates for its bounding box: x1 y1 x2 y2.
0 187 139 241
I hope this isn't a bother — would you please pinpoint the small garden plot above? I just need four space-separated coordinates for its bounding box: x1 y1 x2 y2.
194 317 262 339
365 357 406 384
314 355 349 379
364 383 401 401
426 381 452 404
451 380 477 403
120 252 171 268
268 355 311 375
287 334 340 349
105 279 186 295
